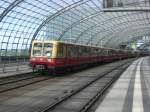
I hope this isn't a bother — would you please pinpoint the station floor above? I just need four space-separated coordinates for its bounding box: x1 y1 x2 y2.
95 56 150 112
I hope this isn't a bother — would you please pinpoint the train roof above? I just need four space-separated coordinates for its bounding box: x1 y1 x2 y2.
32 40 134 52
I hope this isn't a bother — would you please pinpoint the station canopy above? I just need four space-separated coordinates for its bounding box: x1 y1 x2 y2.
0 0 150 57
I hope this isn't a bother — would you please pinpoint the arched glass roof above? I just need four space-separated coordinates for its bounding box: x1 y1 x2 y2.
0 0 150 58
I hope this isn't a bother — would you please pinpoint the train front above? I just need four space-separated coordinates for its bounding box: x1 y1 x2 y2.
29 40 56 72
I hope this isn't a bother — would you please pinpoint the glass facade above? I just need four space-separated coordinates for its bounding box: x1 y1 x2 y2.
0 0 150 72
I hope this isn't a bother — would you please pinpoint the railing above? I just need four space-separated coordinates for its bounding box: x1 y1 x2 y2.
0 56 31 73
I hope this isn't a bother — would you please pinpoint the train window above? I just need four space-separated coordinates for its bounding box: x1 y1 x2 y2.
74 47 78 57
95 48 98 56
34 43 42 48
44 51 51 57
78 46 83 56
93 48 98 56
43 43 53 57
57 44 64 57
32 43 42 56
67 46 77 57
44 43 52 48
98 49 102 56
103 49 107 55
87 47 91 56
68 46 73 57
33 50 41 56
107 50 110 55
80 47 85 56
83 47 89 56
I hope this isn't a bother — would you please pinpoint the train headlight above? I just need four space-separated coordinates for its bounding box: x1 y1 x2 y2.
40 58 43 61
31 58 36 61
47 59 52 62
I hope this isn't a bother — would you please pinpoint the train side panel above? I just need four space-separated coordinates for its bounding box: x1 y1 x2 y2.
29 40 138 74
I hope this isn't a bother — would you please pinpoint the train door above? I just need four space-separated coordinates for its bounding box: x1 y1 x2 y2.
66 44 78 65
56 43 66 66
78 45 82 62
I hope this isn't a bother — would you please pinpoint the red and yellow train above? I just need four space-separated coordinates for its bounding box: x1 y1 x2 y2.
29 40 137 74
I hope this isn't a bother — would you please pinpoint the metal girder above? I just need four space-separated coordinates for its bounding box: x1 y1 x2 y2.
82 17 149 46
57 7 150 41
74 13 134 43
110 31 150 48
58 11 139 42
98 25 150 47
139 39 150 49
31 0 90 41
92 14 148 36
0 0 24 22
87 25 149 46
106 22 150 40
88 21 148 47
103 7 150 12
104 27 150 47
75 12 140 43
57 11 104 40
92 17 149 45
32 5 150 48
111 29 150 47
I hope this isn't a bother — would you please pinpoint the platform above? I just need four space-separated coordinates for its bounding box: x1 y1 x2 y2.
95 57 150 112
0 63 32 78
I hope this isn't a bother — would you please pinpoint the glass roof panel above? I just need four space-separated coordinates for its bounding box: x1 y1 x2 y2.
0 0 150 58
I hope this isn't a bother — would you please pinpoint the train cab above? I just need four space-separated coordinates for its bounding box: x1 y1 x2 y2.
29 40 57 71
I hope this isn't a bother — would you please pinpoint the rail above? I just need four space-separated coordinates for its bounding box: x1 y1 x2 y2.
0 72 51 93
39 60 132 112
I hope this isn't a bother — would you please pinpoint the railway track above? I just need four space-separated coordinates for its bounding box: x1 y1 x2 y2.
0 72 40 85
38 60 132 112
0 72 51 93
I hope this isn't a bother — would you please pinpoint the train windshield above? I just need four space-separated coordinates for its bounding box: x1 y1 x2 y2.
32 43 42 56
43 43 53 57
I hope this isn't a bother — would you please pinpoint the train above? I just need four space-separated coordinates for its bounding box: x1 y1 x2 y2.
29 40 138 74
